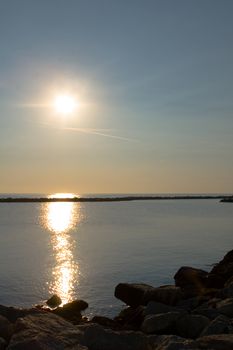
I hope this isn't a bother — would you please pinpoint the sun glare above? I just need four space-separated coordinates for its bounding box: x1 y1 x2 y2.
54 95 77 115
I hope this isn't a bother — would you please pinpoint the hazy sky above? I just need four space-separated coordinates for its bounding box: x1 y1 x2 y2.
0 0 233 194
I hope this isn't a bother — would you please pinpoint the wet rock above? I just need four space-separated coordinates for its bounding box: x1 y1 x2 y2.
114 283 154 307
176 314 210 339
216 298 233 317
141 312 182 334
0 315 13 341
143 285 183 306
7 312 86 350
200 315 232 336
46 294 62 308
174 267 208 297
79 323 154 350
114 306 145 329
53 299 88 323
196 334 233 350
210 250 233 284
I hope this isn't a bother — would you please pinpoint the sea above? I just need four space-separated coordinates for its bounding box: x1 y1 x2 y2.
0 193 232 317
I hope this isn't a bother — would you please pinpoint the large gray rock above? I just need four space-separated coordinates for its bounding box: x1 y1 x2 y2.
141 312 182 334
115 283 183 308
114 283 154 307
7 312 86 350
53 299 88 323
0 305 40 323
143 285 183 306
196 334 233 350
200 315 232 336
46 294 62 308
79 323 154 350
174 267 208 290
176 314 210 339
216 298 233 317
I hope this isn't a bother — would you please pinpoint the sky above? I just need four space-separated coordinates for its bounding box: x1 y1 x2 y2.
0 0 233 194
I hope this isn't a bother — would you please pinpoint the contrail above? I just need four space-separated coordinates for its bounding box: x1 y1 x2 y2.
34 121 137 142
63 127 136 142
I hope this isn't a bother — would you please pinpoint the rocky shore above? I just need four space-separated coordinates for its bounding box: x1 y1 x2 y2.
1 250 233 349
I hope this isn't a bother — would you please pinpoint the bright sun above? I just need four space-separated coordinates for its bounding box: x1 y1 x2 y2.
54 95 77 115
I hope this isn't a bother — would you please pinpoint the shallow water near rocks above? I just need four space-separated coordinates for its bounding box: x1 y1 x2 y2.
0 197 232 317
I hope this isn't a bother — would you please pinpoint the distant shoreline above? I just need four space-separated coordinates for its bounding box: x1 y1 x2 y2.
0 195 232 203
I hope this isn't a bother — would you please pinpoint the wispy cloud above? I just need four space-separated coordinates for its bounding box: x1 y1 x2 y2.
63 127 136 142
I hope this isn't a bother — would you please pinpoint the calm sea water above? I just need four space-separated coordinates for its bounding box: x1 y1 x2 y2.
0 196 232 317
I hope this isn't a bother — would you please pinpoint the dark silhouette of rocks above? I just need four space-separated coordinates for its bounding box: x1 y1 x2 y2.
1 250 233 349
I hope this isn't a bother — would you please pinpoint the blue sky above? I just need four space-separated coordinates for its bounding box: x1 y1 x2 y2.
0 0 233 193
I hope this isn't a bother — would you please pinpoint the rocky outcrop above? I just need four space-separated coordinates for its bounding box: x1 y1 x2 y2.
1 249 233 349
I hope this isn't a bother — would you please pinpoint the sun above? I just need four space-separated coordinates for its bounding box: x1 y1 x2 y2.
54 95 77 115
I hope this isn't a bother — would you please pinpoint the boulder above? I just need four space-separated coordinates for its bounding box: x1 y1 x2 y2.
53 299 88 323
219 281 233 299
176 314 210 339
46 294 62 308
143 285 183 306
114 306 145 329
216 298 233 317
79 323 154 350
141 312 182 334
0 305 40 323
196 334 233 350
174 267 208 290
200 315 232 336
114 283 154 307
210 250 233 284
7 312 86 350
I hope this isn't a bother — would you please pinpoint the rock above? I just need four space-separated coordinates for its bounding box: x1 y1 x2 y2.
0 315 13 341
91 316 121 330
176 314 210 339
115 283 183 308
174 267 208 296
216 298 233 317
141 312 182 334
46 294 62 308
0 305 40 323
79 323 154 350
152 335 197 350
0 338 6 350
192 306 220 320
176 297 203 312
219 281 233 298
7 312 86 350
114 306 145 329
53 299 88 323
196 334 233 350
143 285 183 306
144 301 181 316
210 250 233 284
114 283 154 307
200 315 232 336
206 273 225 289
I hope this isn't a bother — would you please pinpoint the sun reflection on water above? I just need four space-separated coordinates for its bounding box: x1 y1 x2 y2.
42 194 82 304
